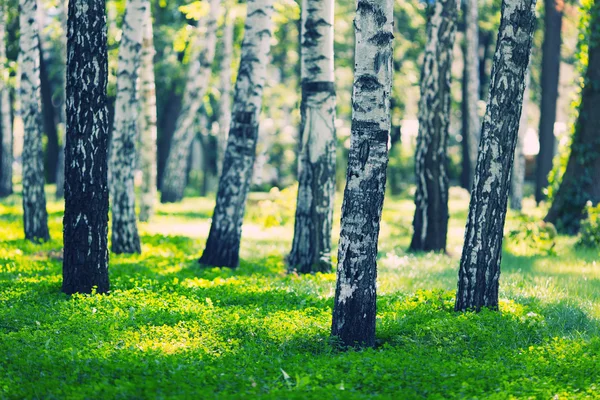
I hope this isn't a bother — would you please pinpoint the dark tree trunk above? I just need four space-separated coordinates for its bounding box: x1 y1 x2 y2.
410 0 458 253
545 9 600 233
0 3 12 198
39 38 59 184
455 0 536 312
199 0 275 269
157 88 182 189
62 0 110 295
478 30 492 101
331 0 394 348
535 0 563 203
55 1 68 200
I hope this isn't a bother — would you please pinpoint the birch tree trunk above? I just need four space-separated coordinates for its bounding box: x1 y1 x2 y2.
288 0 336 273
108 0 148 254
160 0 220 203
545 8 600 233
138 6 157 222
62 0 110 295
55 0 68 200
455 0 537 312
511 67 530 212
535 0 563 203
199 0 275 268
460 0 480 191
330 0 394 348
19 0 49 242
410 0 458 253
0 3 12 198
217 10 233 178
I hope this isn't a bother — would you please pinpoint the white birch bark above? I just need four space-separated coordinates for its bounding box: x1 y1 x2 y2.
331 0 394 347
0 3 12 197
217 9 233 178
160 0 221 203
109 0 148 254
19 0 49 242
511 67 530 211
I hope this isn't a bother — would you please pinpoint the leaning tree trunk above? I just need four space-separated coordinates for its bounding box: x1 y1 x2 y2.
330 0 394 348
455 0 536 312
138 5 157 222
511 67 531 211
62 0 110 295
535 0 563 203
545 7 600 233
199 0 275 268
19 0 49 242
108 0 148 254
0 3 12 198
55 0 68 200
160 0 220 203
460 0 480 191
287 0 336 274
216 10 233 178
410 0 458 253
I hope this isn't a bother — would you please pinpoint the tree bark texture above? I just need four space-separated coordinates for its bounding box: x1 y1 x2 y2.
545 9 600 233
138 5 157 222
535 0 563 203
160 0 220 203
199 0 275 268
410 0 458 253
19 0 49 242
55 0 68 200
217 10 233 179
109 0 148 254
455 0 536 312
330 0 394 348
511 67 530 212
288 0 336 274
62 0 110 295
0 3 12 198
461 0 480 191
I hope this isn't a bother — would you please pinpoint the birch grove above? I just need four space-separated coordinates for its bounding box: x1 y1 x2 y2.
0 2 11 198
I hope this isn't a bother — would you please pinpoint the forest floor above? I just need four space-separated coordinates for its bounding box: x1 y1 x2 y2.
1 186 599 399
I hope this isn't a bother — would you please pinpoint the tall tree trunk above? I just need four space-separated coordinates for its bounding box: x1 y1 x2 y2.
62 0 110 295
535 0 563 203
138 5 157 222
55 0 68 200
160 0 220 203
199 0 275 268
19 0 49 242
545 9 600 233
511 67 530 212
461 0 480 191
38 33 59 183
0 3 12 198
410 0 458 253
455 0 536 312
330 0 394 348
217 10 233 178
288 0 336 274
109 0 148 254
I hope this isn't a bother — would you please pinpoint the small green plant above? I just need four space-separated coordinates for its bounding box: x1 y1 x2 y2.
576 202 600 248
508 216 557 256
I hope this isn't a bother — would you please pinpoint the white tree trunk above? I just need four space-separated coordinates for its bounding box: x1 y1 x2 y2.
160 0 221 203
288 0 336 273
455 0 537 312
199 0 275 268
138 5 157 222
19 0 49 242
0 3 12 197
511 67 530 211
331 0 394 348
217 10 233 178
109 0 148 254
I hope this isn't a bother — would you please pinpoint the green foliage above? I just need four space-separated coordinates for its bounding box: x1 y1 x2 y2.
508 216 557 256
577 202 600 248
246 185 298 228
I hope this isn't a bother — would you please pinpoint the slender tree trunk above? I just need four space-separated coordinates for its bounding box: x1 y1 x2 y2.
38 34 59 183
199 0 275 268
455 0 536 312
545 10 600 233
217 10 233 178
138 6 157 222
19 0 49 242
109 0 148 254
511 67 530 211
288 0 336 273
0 3 12 198
535 0 563 203
55 0 68 200
160 0 220 203
461 0 480 191
410 0 458 253
330 0 394 348
62 0 110 295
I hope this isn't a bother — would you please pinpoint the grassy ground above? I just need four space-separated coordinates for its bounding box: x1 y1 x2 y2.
1 186 599 399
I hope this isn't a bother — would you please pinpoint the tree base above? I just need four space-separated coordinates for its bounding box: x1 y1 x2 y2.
199 242 239 269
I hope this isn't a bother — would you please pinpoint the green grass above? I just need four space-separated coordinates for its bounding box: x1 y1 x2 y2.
1 187 599 399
